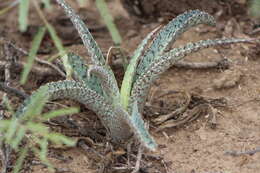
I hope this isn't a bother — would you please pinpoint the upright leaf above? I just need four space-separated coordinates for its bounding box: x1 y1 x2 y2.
56 0 105 65
67 52 104 95
55 0 118 93
120 26 161 109
128 101 157 151
88 65 120 102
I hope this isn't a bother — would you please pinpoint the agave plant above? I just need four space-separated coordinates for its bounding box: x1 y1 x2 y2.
14 0 253 151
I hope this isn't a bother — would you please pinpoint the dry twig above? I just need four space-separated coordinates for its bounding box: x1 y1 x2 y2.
0 82 28 99
173 58 230 69
153 91 191 125
0 41 15 173
131 146 143 173
156 104 208 131
225 147 260 156
0 37 66 78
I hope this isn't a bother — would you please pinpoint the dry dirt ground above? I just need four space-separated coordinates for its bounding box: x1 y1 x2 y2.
0 0 260 173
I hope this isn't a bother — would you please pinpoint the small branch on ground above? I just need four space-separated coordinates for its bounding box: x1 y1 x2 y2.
131 146 143 173
0 82 28 99
77 139 106 161
156 104 208 131
173 58 230 69
0 41 16 173
225 147 260 156
111 58 230 70
0 61 63 78
0 37 66 77
153 91 191 125
0 144 11 173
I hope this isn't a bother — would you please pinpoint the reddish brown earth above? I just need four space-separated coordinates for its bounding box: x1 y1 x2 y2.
0 0 260 173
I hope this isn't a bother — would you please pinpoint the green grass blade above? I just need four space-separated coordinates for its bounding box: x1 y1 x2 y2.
33 0 72 78
0 120 11 129
5 118 19 143
10 126 26 150
19 0 30 32
38 138 48 161
47 133 75 146
250 0 260 17
46 23 64 53
41 107 79 121
26 122 49 134
95 0 122 45
2 95 14 114
46 24 73 78
19 86 49 120
20 27 46 84
13 146 29 173
0 0 19 16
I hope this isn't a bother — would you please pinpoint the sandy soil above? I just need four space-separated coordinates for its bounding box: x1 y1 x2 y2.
0 0 259 173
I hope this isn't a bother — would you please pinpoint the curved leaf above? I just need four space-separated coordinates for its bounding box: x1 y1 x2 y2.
88 65 120 102
136 10 216 76
67 52 104 96
14 80 132 142
131 38 252 112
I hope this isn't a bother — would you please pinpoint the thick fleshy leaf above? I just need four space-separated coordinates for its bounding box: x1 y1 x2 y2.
67 52 104 96
128 101 157 151
131 38 253 112
55 0 105 65
87 65 120 102
136 10 216 76
14 80 132 142
68 53 120 100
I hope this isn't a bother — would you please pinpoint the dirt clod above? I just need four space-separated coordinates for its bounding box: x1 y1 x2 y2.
212 69 243 89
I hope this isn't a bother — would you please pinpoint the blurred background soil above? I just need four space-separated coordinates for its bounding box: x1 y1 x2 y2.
0 0 260 172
